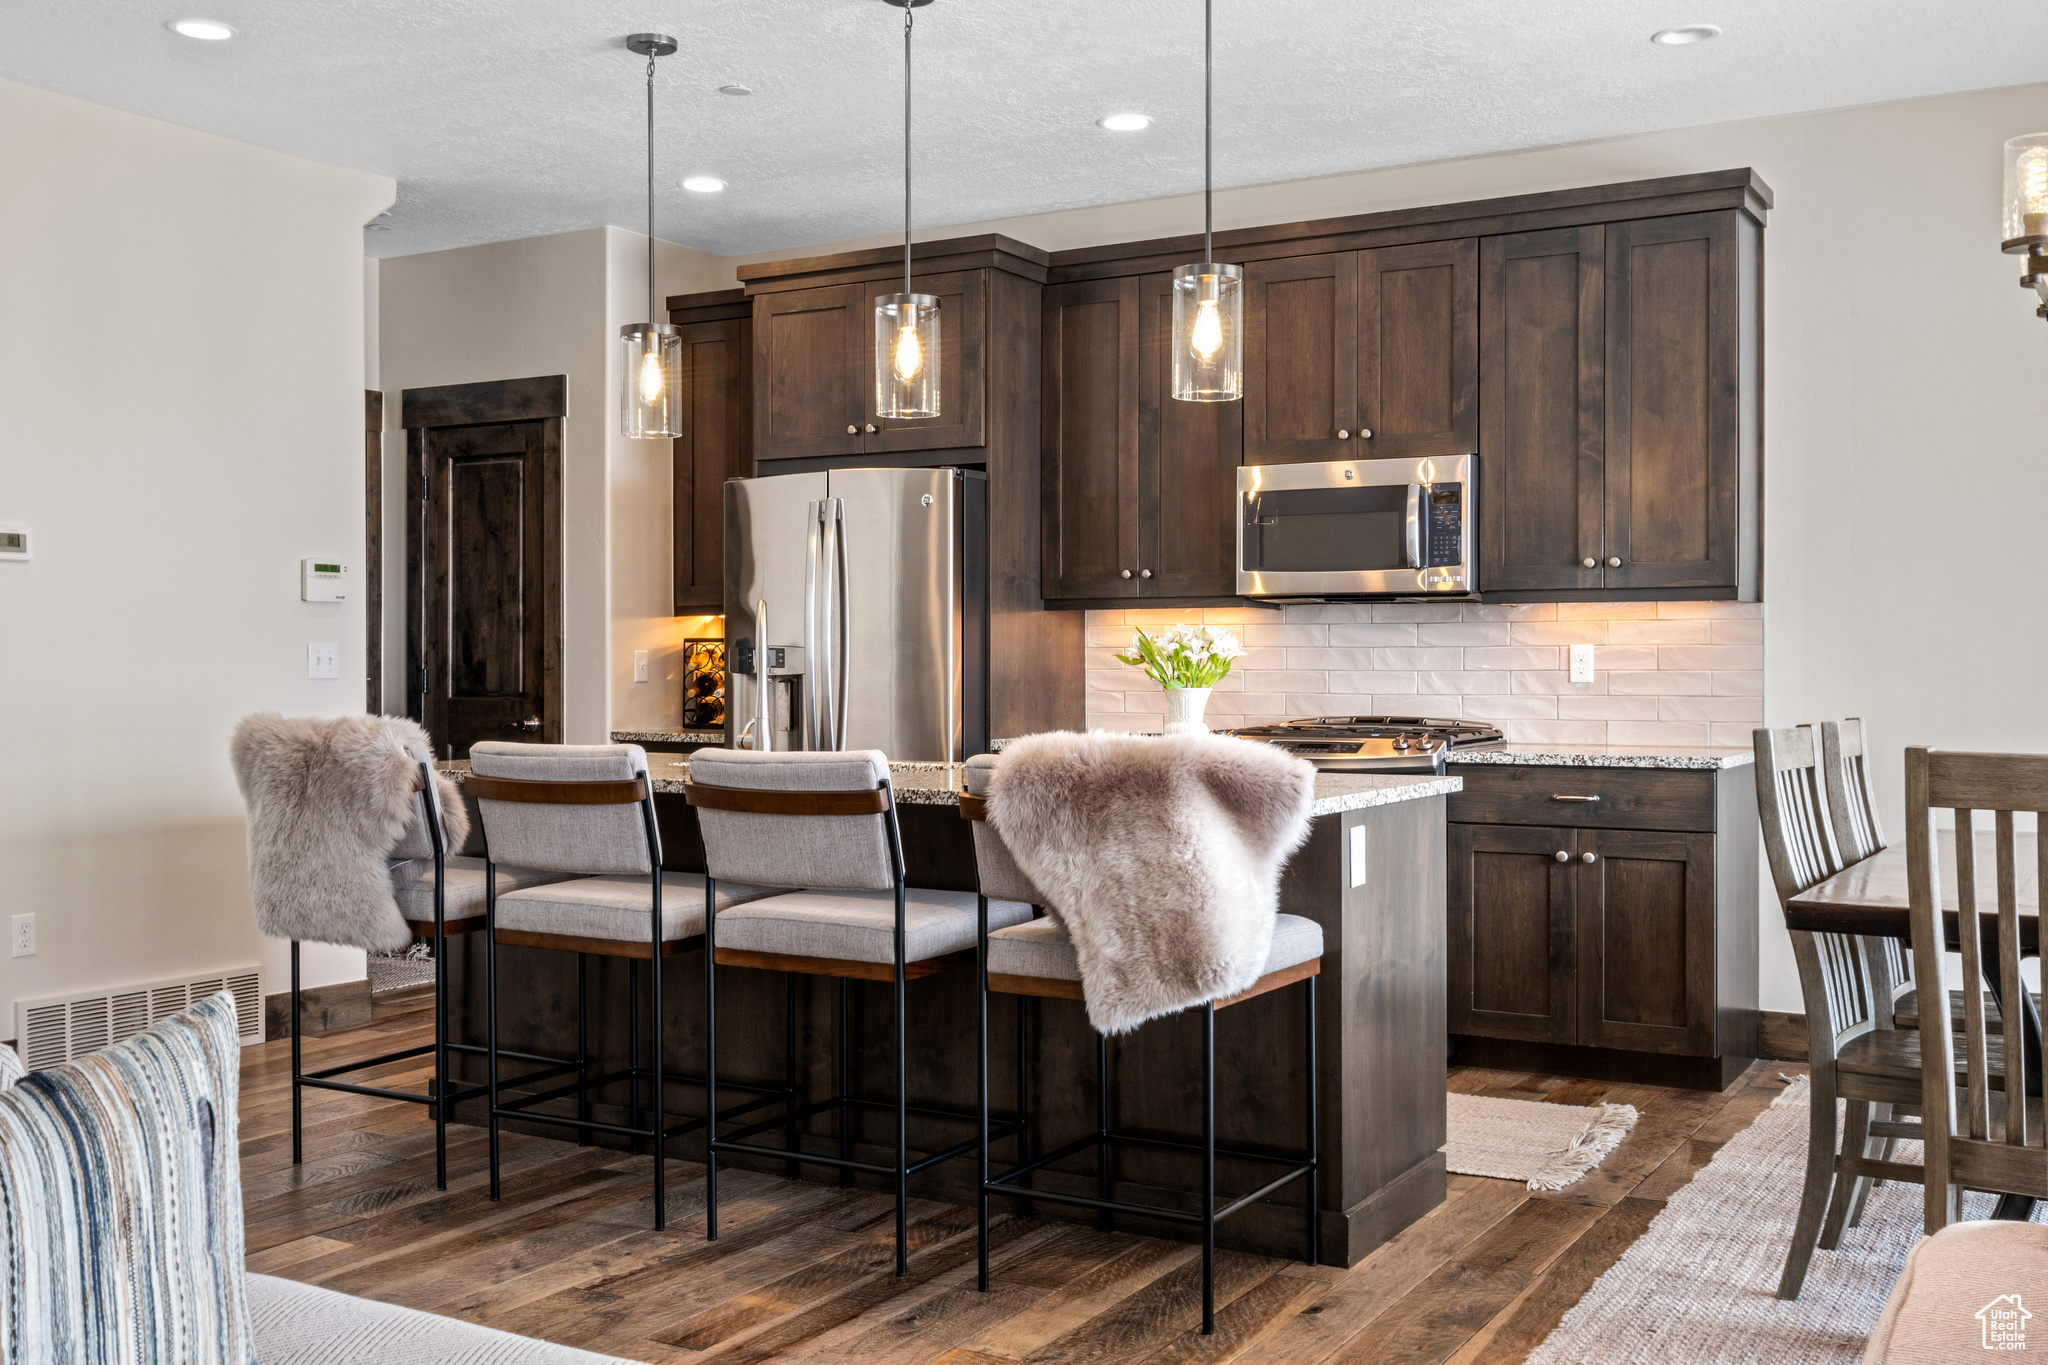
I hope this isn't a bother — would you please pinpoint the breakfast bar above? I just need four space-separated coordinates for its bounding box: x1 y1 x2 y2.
435 759 1458 1267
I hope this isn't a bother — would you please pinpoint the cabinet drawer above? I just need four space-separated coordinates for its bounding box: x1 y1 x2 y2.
1447 766 1715 832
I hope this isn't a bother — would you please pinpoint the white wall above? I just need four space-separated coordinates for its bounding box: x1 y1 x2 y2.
0 78 394 1024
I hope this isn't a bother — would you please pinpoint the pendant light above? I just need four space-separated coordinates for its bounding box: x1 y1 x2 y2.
1171 0 1242 402
2002 132 2048 322
876 0 940 420
620 33 682 438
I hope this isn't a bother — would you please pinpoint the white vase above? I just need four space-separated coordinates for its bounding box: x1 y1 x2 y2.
1162 686 1213 736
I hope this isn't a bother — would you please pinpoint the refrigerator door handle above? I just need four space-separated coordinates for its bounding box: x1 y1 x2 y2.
804 501 822 751
831 498 850 751
755 598 772 753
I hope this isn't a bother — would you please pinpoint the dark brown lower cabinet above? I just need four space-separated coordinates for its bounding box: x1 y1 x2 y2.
1447 763 1757 1088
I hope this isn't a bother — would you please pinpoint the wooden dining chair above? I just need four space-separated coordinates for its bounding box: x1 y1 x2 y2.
1821 719 1918 1039
1756 725 1927 1299
1905 747 2045 1232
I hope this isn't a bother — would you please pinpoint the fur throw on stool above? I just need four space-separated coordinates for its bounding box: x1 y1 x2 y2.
230 715 468 952
989 731 1315 1033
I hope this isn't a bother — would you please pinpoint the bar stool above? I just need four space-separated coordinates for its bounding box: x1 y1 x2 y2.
959 752 1320 1335
470 742 785 1230
686 749 1032 1275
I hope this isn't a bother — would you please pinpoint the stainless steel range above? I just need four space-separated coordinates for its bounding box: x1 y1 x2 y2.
1227 716 1505 772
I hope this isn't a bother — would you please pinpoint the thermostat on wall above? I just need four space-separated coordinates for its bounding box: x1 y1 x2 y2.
0 527 27 561
300 558 349 602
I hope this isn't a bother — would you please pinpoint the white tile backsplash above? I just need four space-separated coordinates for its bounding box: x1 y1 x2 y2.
1085 601 1763 746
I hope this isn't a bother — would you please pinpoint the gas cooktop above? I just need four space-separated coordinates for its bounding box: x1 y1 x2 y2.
1226 716 1505 772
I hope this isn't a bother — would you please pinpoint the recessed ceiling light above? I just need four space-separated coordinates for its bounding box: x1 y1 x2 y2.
167 17 236 40
1098 112 1152 132
717 83 753 97
681 176 727 193
1651 24 1721 45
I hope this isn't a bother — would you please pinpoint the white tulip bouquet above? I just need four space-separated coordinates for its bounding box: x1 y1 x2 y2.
1113 623 1246 690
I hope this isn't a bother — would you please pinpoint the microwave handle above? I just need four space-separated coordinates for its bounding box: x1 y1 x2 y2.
1404 484 1424 569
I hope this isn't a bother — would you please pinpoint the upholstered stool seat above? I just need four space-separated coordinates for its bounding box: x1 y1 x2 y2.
988 912 1323 984
720 887 1032 965
391 856 579 932
495 871 781 945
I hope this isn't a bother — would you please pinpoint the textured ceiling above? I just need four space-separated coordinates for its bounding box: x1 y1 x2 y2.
7 1 2048 259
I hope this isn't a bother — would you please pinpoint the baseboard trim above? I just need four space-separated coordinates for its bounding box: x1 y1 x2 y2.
264 980 373 1041
1759 1011 1809 1062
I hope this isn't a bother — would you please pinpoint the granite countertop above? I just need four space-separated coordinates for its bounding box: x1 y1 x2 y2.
445 758 1458 814
1446 744 1754 770
610 729 726 745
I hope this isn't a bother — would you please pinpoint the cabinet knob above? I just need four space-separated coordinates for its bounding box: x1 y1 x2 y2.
865 423 877 433
1360 428 1372 439
1607 557 1622 568
1554 850 1569 863
1582 557 1596 568
1140 569 1152 579
846 425 858 434
1582 851 1597 864
1120 569 1132 579
1337 429 1350 440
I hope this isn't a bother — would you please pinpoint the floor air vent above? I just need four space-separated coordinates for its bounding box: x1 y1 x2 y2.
14 967 262 1070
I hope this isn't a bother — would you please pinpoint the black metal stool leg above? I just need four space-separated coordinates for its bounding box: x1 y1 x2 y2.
576 953 591 1147
977 895 991 1293
290 941 303 1166
650 891 666 1232
705 877 721 1241
486 875 502 1202
1017 994 1033 1218
837 977 854 1188
1305 971 1319 1267
1096 1032 1112 1232
628 957 644 1155
785 973 800 1180
894 951 909 1276
432 916 448 1189
1202 999 1216 1336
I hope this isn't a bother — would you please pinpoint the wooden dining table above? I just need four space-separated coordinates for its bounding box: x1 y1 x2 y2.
1787 828 2042 1218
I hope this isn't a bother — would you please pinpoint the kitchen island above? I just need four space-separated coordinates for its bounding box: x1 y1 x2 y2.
436 758 1458 1266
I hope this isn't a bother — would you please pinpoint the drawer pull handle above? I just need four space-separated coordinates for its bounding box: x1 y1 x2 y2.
1552 794 1602 803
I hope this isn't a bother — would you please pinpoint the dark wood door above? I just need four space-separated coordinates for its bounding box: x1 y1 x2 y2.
1138 273 1241 598
673 317 752 611
1243 253 1357 464
1356 239 1477 459
864 269 987 453
1448 823 1577 1043
1603 212 1739 591
1478 226 1605 593
1041 277 1140 600
1576 828 1716 1055
753 284 863 461
423 420 561 757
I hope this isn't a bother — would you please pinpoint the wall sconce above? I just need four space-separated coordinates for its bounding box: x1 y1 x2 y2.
2002 133 2048 322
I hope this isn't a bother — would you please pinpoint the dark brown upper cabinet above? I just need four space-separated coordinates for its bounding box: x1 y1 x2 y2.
1243 242 1476 466
1041 276 1240 602
753 271 988 461
670 291 752 612
1481 210 1757 597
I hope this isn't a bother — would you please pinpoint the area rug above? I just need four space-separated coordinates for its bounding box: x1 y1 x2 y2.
1445 1093 1640 1190
1526 1077 2046 1364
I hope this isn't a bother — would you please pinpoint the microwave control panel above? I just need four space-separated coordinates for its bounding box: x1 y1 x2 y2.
1423 484 1464 567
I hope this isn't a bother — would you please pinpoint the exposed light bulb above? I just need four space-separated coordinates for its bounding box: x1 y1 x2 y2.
893 322 924 382
637 347 666 404
2023 148 2048 214
1189 298 1224 360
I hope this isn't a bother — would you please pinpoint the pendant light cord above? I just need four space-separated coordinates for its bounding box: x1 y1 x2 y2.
903 4 914 296
646 48 657 328
1203 0 1212 262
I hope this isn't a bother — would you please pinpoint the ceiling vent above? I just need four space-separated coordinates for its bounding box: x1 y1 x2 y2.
14 967 262 1072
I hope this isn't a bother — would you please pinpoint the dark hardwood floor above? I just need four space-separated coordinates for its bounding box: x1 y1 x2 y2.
240 1014 1798 1364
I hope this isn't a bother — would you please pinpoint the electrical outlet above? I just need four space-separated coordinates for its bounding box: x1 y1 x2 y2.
10 914 33 958
1569 643 1596 684
308 642 339 679
633 650 649 683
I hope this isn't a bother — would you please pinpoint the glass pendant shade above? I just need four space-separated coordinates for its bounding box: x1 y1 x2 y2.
2004 133 2048 244
874 292 940 418
620 322 682 439
1171 263 1244 402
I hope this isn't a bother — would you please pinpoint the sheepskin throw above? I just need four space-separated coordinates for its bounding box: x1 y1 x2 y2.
230 714 468 952
989 731 1315 1033
0 992 254 1364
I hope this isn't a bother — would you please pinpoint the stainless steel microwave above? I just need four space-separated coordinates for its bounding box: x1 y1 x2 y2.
1236 454 1477 598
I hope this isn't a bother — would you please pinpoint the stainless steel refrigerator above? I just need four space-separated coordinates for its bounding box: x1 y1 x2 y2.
724 467 987 762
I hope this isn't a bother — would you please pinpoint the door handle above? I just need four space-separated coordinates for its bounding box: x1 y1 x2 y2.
516 716 541 733
1551 794 1602 803
756 598 772 753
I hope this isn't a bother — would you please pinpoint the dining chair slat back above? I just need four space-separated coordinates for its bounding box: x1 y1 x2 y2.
1906 746 2048 1233
1821 719 1914 1029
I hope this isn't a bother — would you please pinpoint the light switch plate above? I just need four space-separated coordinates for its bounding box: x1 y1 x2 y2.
633 650 649 683
308 642 339 679
0 527 28 561
1348 824 1368 888
1569 643 1596 684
